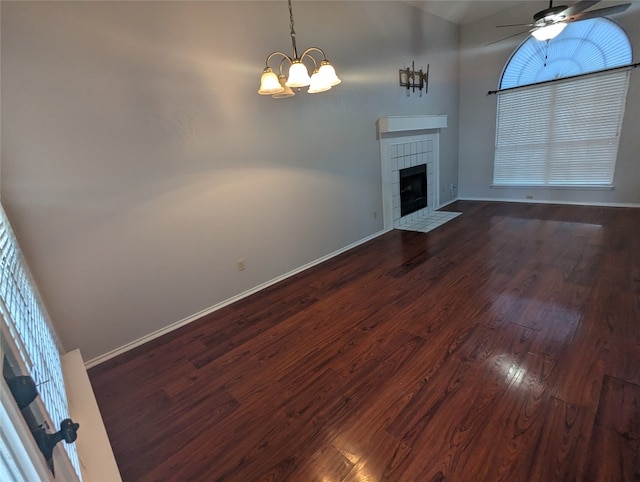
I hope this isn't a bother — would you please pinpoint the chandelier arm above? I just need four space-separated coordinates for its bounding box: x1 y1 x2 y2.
299 50 319 70
277 57 289 75
265 51 293 69
301 47 328 61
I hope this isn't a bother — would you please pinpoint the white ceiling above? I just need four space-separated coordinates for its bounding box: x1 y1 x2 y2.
408 0 640 25
407 0 525 25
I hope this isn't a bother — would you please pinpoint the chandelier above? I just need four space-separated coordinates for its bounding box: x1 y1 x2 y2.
258 0 341 98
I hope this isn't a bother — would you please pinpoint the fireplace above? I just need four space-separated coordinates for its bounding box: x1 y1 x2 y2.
400 164 427 217
377 115 447 230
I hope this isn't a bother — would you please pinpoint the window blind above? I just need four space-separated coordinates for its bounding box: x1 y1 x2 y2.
0 206 82 480
493 70 630 187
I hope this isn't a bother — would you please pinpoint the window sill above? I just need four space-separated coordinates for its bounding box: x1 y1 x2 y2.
62 349 123 481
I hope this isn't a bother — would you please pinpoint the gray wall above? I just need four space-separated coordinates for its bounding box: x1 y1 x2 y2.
1 1 460 361
459 1 640 205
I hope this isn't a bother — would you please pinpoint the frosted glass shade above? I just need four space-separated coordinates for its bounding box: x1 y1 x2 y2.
308 69 331 94
319 61 341 86
286 61 311 87
272 74 295 98
531 22 567 41
258 68 284 95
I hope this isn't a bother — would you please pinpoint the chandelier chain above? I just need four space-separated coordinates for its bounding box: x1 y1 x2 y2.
288 0 299 58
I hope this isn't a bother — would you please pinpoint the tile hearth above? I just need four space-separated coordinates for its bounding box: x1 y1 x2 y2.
396 210 462 234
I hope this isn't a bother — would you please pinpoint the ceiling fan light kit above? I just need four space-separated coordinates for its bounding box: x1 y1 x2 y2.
531 22 567 41
494 0 631 44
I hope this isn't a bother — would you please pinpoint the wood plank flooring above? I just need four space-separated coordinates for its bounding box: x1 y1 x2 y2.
88 201 640 481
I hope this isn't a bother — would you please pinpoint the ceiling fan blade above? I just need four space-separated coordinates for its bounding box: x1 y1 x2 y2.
566 3 631 22
496 22 535 28
559 0 600 18
486 29 532 47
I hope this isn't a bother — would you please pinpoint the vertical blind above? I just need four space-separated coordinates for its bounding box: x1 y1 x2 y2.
493 69 630 186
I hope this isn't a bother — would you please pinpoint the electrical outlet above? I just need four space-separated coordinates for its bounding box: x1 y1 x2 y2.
526 195 533 200
237 259 246 271
373 210 377 219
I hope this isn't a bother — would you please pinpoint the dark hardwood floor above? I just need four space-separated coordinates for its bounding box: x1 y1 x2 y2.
88 201 640 481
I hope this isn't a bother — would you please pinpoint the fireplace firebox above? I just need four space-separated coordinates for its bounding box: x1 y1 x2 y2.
400 164 427 217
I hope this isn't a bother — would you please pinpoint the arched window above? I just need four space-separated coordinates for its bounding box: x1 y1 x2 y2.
493 18 633 187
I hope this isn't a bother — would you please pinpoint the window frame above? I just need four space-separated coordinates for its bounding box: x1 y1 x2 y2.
492 17 633 189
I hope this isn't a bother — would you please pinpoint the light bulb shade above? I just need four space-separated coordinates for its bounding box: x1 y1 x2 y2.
258 68 284 95
531 22 567 41
286 61 311 87
272 74 295 98
319 61 341 86
308 69 331 94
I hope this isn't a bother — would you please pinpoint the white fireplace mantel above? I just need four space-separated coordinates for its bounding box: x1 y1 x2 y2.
377 115 448 136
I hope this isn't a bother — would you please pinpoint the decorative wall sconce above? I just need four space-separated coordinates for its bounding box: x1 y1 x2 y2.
258 0 341 98
399 61 429 97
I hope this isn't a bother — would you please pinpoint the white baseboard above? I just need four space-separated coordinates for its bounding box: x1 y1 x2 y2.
85 228 392 368
458 196 640 209
437 198 459 209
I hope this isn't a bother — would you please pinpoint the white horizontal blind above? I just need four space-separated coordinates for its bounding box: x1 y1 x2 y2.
493 70 630 186
0 206 82 480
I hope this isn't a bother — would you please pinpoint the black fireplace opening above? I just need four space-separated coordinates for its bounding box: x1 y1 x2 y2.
400 164 427 217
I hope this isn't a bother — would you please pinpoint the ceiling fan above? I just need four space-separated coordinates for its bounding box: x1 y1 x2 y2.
494 0 631 42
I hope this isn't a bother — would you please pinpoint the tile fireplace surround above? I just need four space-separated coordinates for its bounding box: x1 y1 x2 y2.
377 115 448 231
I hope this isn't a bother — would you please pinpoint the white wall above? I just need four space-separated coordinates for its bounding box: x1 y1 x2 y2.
1 1 460 361
459 1 640 205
